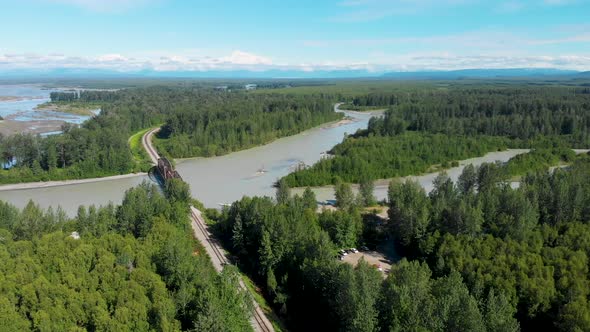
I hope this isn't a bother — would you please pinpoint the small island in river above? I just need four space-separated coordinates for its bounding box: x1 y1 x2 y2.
34 101 100 115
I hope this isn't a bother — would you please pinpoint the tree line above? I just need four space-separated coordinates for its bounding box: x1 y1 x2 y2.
1 86 341 184
209 153 590 331
388 155 590 331
206 172 524 331
362 86 590 144
283 132 510 186
50 90 120 103
285 85 590 187
0 121 134 184
0 178 253 331
156 93 340 158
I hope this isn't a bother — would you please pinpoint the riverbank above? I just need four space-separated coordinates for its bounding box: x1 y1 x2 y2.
0 118 66 136
0 172 146 192
173 106 374 164
0 103 351 191
292 149 531 202
322 117 355 129
338 103 388 112
35 101 100 115
0 103 378 211
0 95 44 102
293 148 590 202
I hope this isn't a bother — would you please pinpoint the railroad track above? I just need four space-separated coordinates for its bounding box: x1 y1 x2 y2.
190 209 227 266
190 208 273 332
142 128 160 164
143 128 274 332
252 306 273 332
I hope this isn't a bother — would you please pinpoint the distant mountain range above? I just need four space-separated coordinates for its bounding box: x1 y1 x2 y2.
0 67 587 80
381 68 581 79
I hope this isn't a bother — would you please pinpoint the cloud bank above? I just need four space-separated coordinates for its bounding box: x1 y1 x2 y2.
0 50 588 74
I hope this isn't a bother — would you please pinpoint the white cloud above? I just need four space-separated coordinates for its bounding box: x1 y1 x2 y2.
1 39 589 73
0 50 277 72
301 28 590 52
378 53 590 71
219 51 273 65
0 50 588 73
97 54 130 62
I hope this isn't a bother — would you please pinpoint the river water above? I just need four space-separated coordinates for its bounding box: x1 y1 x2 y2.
176 110 380 207
0 105 544 216
0 84 98 136
0 109 378 215
292 149 531 203
0 175 150 215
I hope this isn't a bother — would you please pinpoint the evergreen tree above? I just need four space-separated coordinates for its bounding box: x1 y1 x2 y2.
359 175 376 207
335 181 355 210
276 178 291 205
302 187 318 210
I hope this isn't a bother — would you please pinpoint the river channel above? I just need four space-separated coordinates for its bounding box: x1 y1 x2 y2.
0 108 378 215
0 84 99 136
0 105 544 216
292 149 531 203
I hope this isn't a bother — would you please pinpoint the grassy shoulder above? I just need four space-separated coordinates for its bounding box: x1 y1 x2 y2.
128 128 154 172
241 273 286 332
197 200 285 331
35 101 102 115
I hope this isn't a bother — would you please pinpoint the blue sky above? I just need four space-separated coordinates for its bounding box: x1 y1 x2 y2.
0 0 589 72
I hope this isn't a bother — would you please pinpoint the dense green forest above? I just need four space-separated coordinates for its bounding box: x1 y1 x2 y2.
209 155 590 331
285 86 590 186
3 80 590 331
504 148 577 177
389 155 590 331
0 86 340 184
0 179 253 331
155 93 340 158
284 133 510 186
0 123 134 184
50 90 120 102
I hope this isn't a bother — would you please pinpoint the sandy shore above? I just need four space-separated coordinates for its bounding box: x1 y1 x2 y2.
322 118 355 129
336 105 388 114
0 172 147 192
0 95 44 102
0 118 66 136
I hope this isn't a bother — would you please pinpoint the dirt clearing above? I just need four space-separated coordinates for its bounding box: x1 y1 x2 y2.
342 250 393 277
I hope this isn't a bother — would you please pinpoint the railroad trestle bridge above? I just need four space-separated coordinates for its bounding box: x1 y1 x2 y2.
152 157 182 183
